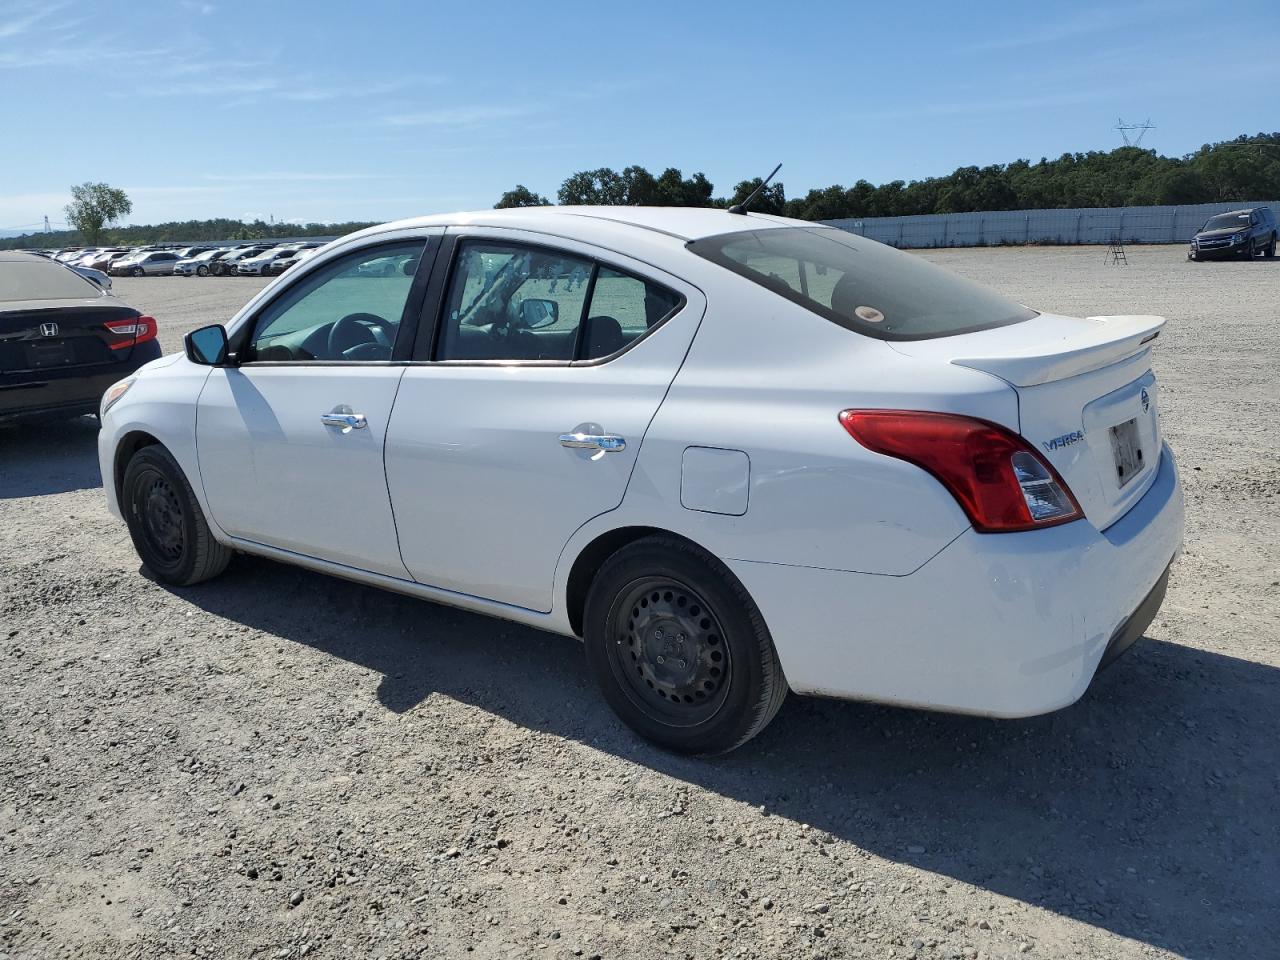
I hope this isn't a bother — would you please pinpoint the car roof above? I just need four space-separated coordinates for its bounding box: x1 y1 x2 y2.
362 206 803 243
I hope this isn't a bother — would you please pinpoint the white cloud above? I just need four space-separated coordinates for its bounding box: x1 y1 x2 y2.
0 1 61 39
202 173 388 183
380 105 532 127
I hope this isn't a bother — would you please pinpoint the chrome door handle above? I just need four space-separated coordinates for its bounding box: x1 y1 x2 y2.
559 432 626 453
321 412 367 432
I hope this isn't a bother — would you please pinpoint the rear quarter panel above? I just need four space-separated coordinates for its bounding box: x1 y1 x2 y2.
560 268 1020 581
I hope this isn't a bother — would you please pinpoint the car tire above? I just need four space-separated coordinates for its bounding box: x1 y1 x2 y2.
122 445 232 587
130 266 144 277
583 535 788 754
1266 233 1277 258
197 265 209 276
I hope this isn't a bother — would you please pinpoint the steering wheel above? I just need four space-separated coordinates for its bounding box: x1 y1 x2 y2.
327 312 388 359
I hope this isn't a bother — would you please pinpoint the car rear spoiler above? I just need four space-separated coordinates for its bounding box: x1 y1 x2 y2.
949 315 1166 387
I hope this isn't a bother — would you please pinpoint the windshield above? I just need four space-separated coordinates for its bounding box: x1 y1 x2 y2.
1202 213 1250 232
688 227 1036 340
1 258 103 301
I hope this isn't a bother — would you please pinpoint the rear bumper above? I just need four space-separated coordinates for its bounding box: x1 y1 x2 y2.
727 442 1184 717
0 340 163 422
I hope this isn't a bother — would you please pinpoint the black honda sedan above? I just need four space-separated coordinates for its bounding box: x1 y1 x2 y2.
1 252 162 423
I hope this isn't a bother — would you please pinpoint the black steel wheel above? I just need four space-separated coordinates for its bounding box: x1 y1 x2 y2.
609 576 733 725
138 470 184 563
584 536 787 754
122 445 231 586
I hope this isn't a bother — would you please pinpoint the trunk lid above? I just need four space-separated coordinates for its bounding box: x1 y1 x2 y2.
889 313 1165 530
0 300 143 374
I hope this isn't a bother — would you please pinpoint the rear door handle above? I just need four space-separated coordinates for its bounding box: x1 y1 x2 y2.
559 432 626 453
321 412 367 433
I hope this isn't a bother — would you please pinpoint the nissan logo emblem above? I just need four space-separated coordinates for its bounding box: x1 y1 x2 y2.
40 322 59 337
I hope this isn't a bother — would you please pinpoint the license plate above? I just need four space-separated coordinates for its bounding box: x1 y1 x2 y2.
29 341 69 368
1109 417 1144 488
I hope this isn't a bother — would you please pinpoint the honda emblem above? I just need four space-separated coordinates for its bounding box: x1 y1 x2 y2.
39 322 59 337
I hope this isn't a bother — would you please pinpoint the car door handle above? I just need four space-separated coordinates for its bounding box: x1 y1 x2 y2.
321 412 367 432
559 432 626 453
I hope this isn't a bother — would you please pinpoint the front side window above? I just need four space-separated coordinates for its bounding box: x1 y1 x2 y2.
688 227 1036 341
246 241 426 362
436 240 682 362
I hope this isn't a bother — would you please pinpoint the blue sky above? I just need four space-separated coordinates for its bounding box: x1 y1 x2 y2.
1 0 1277 231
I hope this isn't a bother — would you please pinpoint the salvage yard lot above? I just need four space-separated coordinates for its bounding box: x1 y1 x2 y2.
1 244 1276 960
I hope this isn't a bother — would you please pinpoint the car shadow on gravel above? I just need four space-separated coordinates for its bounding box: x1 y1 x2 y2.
171 555 1277 958
0 416 102 498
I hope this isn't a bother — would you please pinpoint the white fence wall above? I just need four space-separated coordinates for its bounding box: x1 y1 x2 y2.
823 200 1280 248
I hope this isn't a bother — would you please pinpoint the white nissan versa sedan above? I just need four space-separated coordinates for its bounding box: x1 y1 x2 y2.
97 207 1184 753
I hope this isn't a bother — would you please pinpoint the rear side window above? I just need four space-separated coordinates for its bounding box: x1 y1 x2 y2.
434 240 682 362
687 227 1036 341
0 258 101 301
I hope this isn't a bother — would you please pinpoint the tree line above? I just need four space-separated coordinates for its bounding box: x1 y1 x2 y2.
495 133 1280 220
7 133 1277 250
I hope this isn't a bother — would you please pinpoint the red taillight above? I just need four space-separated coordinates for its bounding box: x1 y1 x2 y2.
104 315 158 350
838 409 1083 533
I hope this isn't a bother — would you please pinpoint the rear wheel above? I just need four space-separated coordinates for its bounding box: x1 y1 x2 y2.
583 536 787 754
122 445 231 586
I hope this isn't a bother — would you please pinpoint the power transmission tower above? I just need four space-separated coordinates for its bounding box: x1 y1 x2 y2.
1115 118 1155 147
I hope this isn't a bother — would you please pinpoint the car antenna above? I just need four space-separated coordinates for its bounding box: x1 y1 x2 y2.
727 163 782 215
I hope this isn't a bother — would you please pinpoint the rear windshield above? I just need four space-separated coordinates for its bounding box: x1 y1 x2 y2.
1202 213 1250 231
687 226 1036 340
0 258 102 302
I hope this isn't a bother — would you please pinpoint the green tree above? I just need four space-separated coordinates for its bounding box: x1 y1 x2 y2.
64 182 132 245
722 177 787 215
558 168 629 205
494 185 550 208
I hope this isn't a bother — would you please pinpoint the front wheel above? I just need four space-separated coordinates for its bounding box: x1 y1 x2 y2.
1266 233 1277 258
583 536 788 754
197 264 209 276
122 445 232 586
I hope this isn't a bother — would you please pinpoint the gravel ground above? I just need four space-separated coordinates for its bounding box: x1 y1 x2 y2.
1 246 1277 960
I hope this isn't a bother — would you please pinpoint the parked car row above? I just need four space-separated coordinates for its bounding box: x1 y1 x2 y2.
17 241 329 278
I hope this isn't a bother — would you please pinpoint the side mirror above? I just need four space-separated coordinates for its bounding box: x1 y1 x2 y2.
185 324 229 366
519 298 559 329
